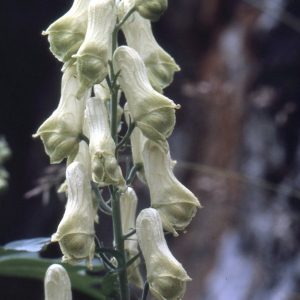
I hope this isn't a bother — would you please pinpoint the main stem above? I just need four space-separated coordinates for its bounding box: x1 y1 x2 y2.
110 21 129 300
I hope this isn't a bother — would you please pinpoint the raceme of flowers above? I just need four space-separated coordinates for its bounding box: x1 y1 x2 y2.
38 0 202 299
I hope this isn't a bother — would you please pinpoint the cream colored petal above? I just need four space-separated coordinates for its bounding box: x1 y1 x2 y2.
113 46 179 150
51 162 95 269
142 140 202 236
85 97 126 190
136 208 191 299
43 0 91 64
120 188 144 289
73 0 116 98
33 66 89 164
118 1 179 92
44 264 72 300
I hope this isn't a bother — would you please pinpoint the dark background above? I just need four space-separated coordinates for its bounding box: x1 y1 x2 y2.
2 0 300 299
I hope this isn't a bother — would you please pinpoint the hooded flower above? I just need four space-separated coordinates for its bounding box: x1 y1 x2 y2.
118 0 179 93
85 97 126 190
33 66 89 164
52 162 95 270
73 0 116 98
120 187 144 289
42 0 91 68
113 46 180 152
143 140 202 236
136 208 191 300
44 264 72 300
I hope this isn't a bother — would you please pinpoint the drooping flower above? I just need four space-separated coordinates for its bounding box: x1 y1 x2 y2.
73 0 116 98
143 140 202 236
33 66 89 164
42 0 91 68
51 162 95 270
136 208 191 300
85 97 126 190
44 264 72 300
113 46 180 152
118 0 179 93
120 187 144 289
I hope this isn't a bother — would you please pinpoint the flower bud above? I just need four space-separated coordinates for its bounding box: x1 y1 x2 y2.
73 0 116 98
134 0 168 22
33 66 89 164
136 208 191 299
118 1 179 92
42 0 91 67
143 140 202 236
52 162 95 270
120 188 144 289
94 81 123 132
44 264 72 300
113 46 180 152
124 104 147 183
85 97 126 190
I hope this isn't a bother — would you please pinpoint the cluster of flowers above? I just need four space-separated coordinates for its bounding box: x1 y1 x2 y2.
36 0 202 299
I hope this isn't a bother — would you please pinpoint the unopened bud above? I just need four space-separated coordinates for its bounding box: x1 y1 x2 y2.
134 0 168 22
44 264 72 300
120 188 144 289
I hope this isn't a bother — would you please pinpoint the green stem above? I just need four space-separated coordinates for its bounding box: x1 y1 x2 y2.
123 228 136 240
141 281 149 300
111 189 129 299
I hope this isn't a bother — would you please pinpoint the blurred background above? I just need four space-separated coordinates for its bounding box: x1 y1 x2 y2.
1 0 300 299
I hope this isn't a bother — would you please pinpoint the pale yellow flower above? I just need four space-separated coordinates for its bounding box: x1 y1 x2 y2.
113 46 180 152
73 0 116 98
42 0 91 67
52 162 95 270
118 1 179 92
85 97 126 190
33 66 89 164
44 264 72 300
120 188 144 289
136 208 191 300
143 140 202 236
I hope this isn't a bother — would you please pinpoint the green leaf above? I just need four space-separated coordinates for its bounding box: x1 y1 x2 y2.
0 247 105 299
101 272 119 298
3 237 51 252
